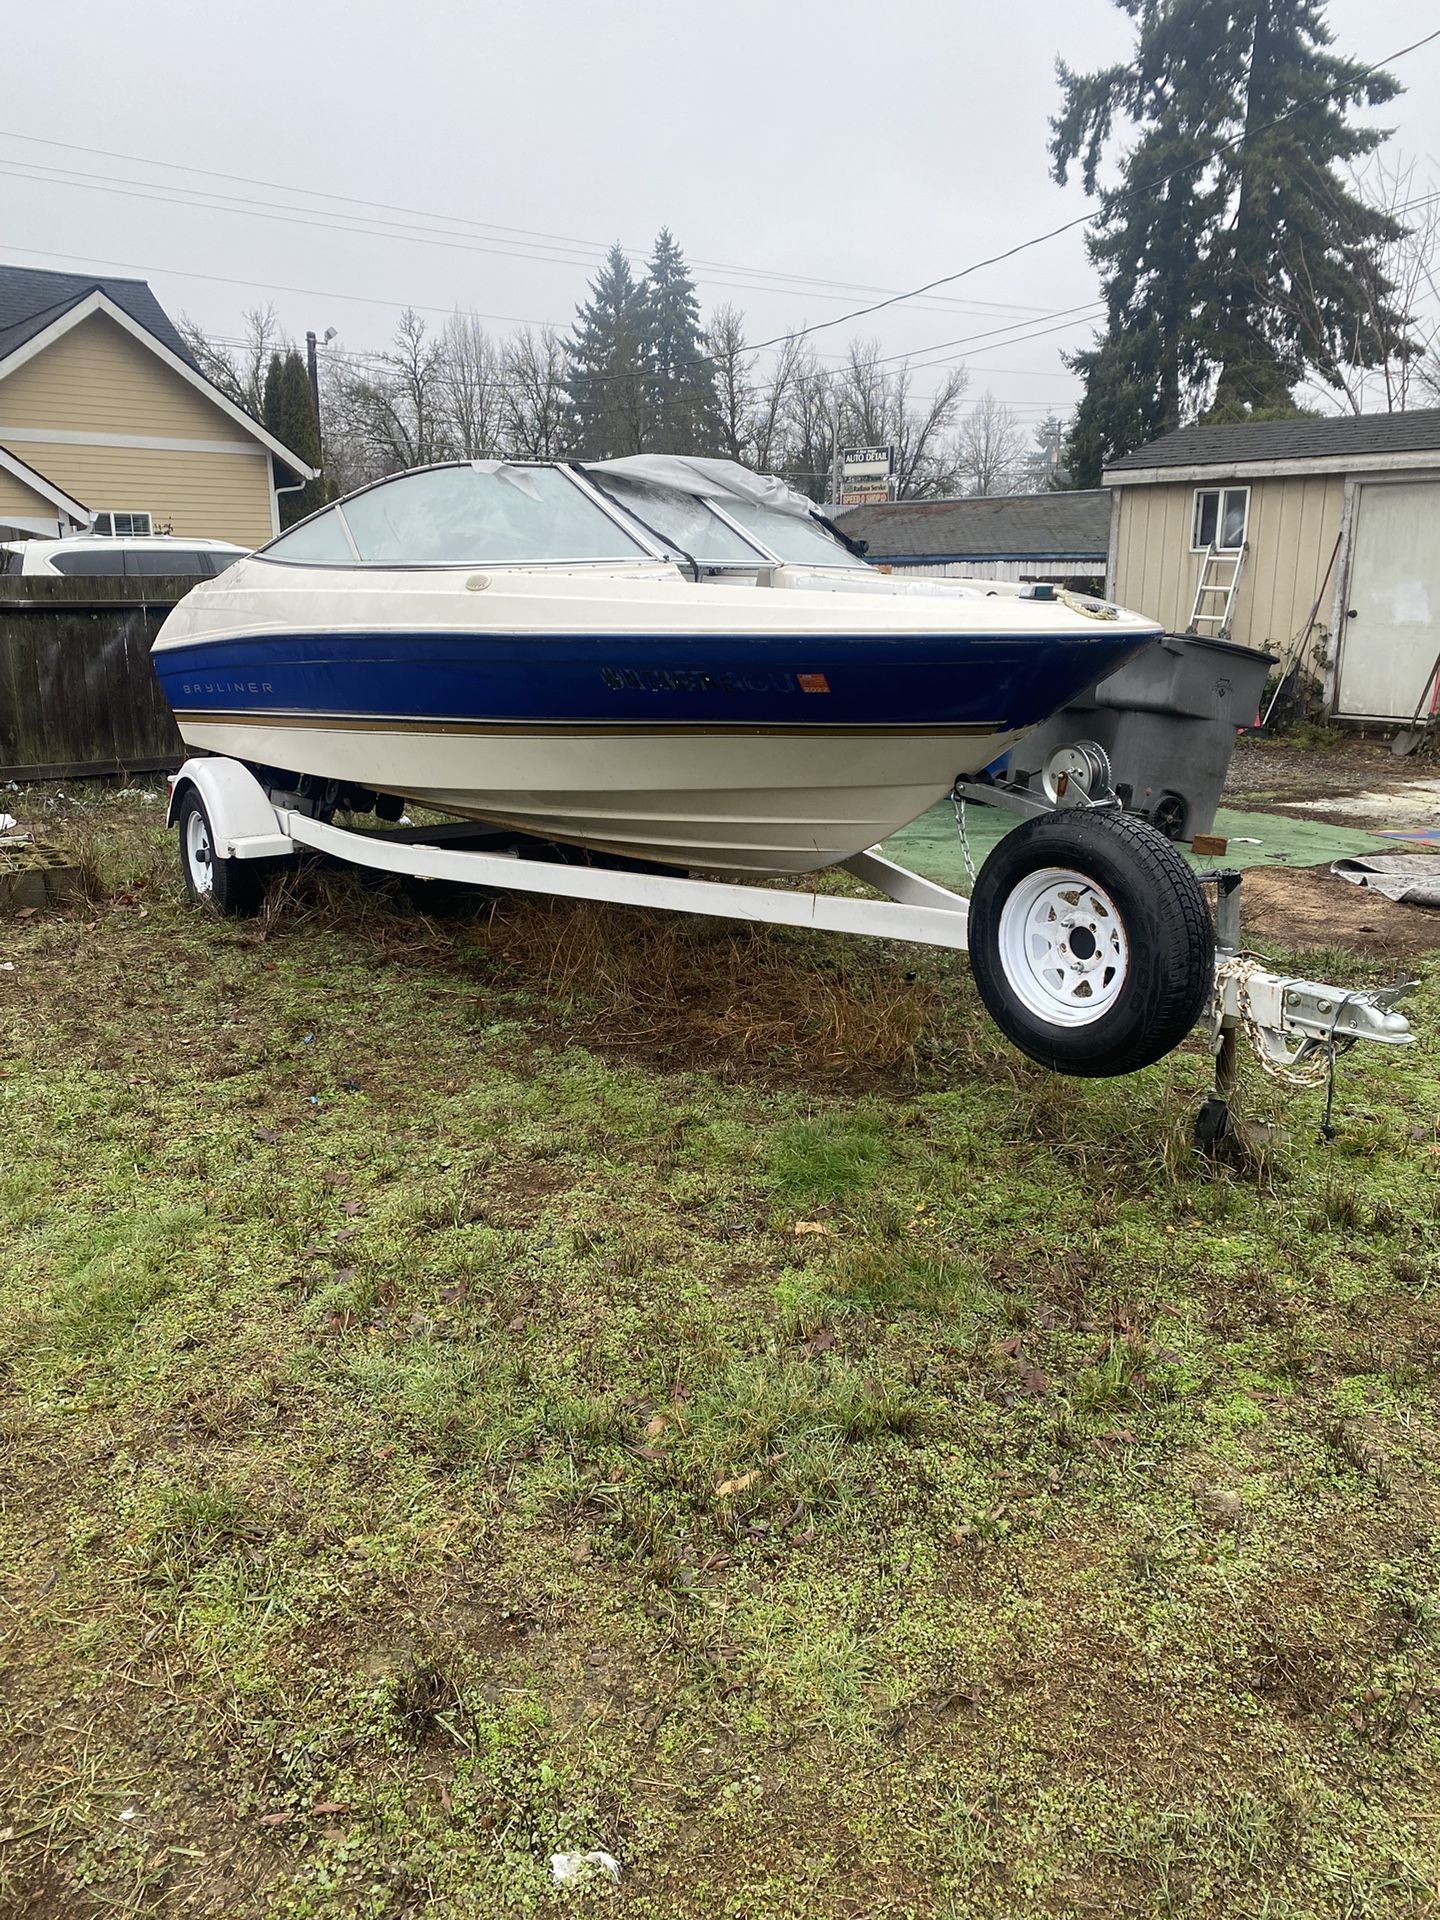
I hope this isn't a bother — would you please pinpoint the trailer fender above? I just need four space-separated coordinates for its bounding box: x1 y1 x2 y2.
167 757 295 860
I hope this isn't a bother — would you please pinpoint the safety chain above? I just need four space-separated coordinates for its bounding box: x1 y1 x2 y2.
1212 953 1335 1090
950 790 977 884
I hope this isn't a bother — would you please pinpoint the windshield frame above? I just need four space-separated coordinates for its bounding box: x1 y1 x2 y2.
588 473 776 573
252 461 671 571
701 496 869 570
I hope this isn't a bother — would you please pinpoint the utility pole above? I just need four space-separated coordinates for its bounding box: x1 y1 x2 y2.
306 326 336 467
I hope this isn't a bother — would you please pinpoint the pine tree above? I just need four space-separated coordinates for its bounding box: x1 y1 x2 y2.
1051 0 1411 484
1202 4 1408 417
274 349 326 525
262 352 285 446
564 243 651 459
642 228 720 453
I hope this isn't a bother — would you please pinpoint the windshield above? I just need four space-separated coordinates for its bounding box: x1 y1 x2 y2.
261 465 649 567
718 499 868 568
595 476 766 565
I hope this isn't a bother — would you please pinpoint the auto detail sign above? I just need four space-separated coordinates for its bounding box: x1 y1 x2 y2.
838 444 893 506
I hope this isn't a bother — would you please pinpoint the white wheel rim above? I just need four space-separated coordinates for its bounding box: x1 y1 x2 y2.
185 809 215 895
996 865 1129 1028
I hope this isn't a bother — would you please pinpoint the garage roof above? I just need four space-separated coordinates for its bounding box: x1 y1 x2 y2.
1107 408 1440 474
834 490 1110 561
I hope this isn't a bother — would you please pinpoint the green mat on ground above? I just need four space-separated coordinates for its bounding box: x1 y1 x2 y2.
882 800 1391 893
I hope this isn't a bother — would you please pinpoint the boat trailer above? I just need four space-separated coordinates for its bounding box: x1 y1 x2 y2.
166 755 1417 1140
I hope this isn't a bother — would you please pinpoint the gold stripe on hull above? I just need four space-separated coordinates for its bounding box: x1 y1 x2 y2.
173 709 1001 739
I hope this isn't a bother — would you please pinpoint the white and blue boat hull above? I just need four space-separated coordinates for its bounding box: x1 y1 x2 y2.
154 611 1155 874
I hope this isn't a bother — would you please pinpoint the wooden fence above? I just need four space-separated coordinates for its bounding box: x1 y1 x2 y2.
0 577 188 781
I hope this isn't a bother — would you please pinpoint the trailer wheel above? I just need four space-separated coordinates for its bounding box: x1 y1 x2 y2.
176 787 266 917
968 810 1214 1077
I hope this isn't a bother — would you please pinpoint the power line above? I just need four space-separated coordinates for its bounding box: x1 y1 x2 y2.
906 308 1109 375
0 233 1098 382
1 238 1096 407
0 240 562 331
184 22 1440 395
0 130 1059 322
29 22 1418 416
866 300 1106 371
0 148 1089 325
735 24 1440 361
4 22 1434 413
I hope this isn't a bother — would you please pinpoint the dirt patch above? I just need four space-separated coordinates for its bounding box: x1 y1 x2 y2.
1237 863 1440 960
1225 734 1432 805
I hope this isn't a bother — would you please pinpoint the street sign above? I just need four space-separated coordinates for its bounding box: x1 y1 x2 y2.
839 444 893 482
836 444 894 507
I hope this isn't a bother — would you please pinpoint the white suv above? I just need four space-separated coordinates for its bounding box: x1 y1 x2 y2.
0 535 248 578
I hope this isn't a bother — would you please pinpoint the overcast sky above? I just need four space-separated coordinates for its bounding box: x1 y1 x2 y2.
4 0 1438 430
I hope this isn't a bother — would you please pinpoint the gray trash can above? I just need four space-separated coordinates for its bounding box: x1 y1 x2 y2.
1008 632 1276 841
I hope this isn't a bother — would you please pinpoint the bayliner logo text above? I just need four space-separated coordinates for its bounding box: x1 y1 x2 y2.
180 680 274 696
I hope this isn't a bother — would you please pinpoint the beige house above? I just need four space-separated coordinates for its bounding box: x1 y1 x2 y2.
0 265 314 548
1105 411 1440 724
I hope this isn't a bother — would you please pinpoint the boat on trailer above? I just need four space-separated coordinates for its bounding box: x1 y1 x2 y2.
151 457 1416 1097
150 456 1160 878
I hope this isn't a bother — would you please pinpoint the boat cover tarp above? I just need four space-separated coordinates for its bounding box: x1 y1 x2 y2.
581 456 818 521
1330 852 1440 908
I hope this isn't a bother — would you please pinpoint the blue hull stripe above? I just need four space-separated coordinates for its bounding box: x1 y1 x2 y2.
154 628 1154 734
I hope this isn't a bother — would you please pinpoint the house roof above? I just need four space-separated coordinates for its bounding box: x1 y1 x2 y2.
0 271 317 482
1106 408 1440 476
834 490 1110 561
0 443 89 523
0 264 198 368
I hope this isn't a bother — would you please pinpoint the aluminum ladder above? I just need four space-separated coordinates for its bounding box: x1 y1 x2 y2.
1186 541 1248 639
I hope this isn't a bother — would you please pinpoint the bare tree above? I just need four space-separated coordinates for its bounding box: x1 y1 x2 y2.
775 346 840 500
178 304 286 418
832 340 969 499
708 303 757 462
502 327 570 458
327 309 451 478
955 390 1024 497
746 333 807 477
438 312 506 457
702 308 816 474
1334 155 1440 412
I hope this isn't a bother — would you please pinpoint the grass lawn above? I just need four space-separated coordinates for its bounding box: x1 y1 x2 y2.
2 790 1439 1918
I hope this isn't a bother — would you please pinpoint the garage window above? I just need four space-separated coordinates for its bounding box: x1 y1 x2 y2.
1192 487 1248 551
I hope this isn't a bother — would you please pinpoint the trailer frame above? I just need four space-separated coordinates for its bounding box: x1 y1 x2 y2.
166 756 1417 1123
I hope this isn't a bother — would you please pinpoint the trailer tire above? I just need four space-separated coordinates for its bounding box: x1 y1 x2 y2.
176 787 267 918
968 810 1213 1077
